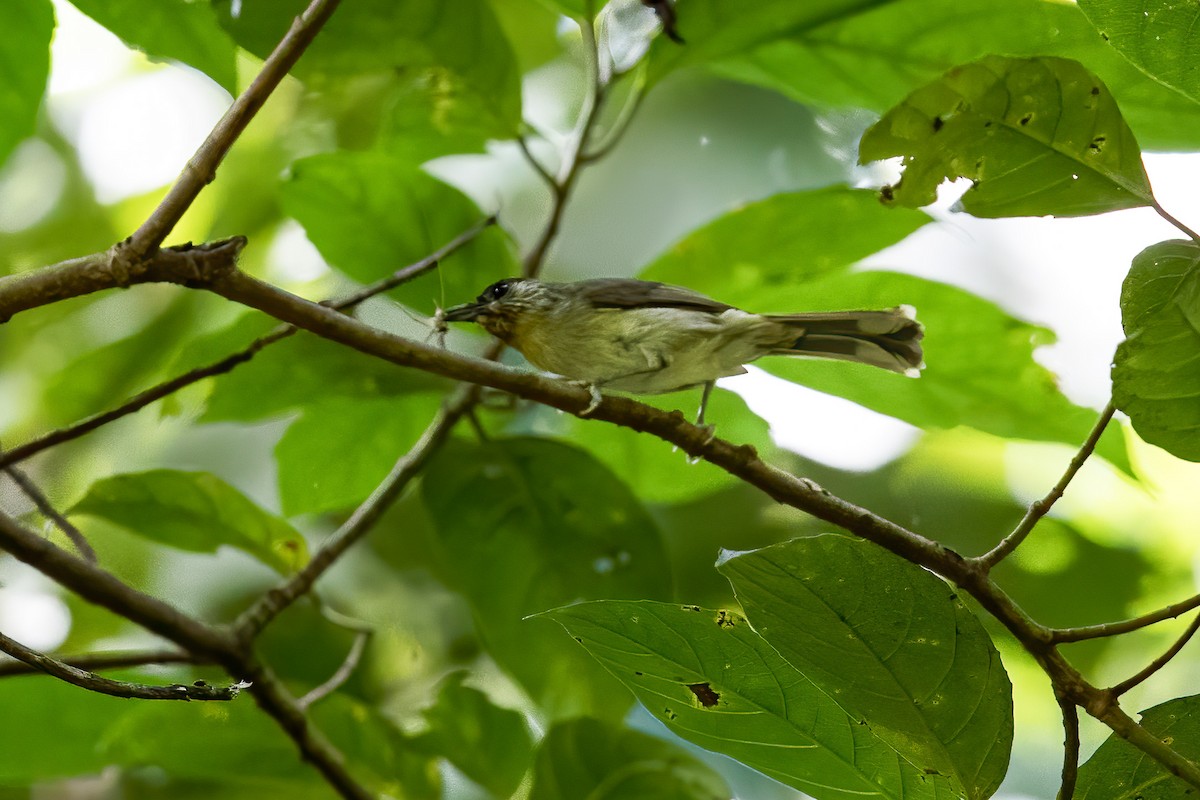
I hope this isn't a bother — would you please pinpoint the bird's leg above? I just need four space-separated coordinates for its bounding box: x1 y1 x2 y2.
581 382 604 416
694 380 716 441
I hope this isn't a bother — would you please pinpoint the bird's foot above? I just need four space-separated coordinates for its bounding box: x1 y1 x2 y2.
572 381 603 416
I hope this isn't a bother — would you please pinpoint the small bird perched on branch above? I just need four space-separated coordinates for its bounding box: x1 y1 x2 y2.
444 277 923 426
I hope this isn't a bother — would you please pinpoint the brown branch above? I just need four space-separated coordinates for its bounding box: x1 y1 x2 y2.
0 216 494 470
1110 612 1200 697
0 630 238 700
0 647 199 678
234 399 464 640
0 237 246 323
2 459 96 562
1052 591 1200 643
976 402 1116 570
121 0 344 259
1055 689 1080 800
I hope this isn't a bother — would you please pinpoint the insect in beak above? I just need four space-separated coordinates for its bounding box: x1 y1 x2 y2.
441 302 486 322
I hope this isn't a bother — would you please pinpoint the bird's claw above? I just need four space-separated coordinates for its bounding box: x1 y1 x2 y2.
575 382 603 416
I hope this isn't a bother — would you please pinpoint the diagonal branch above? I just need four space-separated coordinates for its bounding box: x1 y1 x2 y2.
0 630 238 701
2 458 96 562
0 216 494 470
0 647 199 678
1052 591 1200 643
121 0 344 259
1109 611 1200 697
977 401 1116 570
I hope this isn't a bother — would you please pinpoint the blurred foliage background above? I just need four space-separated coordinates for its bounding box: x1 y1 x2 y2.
2 0 1200 798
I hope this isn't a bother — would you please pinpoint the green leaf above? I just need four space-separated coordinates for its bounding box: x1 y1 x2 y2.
68 0 237 93
1077 695 1200 799
720 535 1013 799
101 693 439 799
646 0 893 86
544 600 960 799
276 394 443 516
0 677 112 786
413 672 534 796
529 716 730 800
281 151 517 314
1078 0 1200 107
421 437 671 720
70 470 308 574
711 0 1200 150
762 270 1131 472
1112 240 1200 462
214 0 520 136
860 55 1153 218
0 0 52 171
640 186 930 310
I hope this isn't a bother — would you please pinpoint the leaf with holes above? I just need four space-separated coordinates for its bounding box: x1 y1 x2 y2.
860 55 1153 217
1112 239 1200 461
720 535 1013 799
545 600 961 799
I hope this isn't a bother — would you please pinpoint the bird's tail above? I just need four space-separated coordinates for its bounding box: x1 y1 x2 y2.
766 306 924 376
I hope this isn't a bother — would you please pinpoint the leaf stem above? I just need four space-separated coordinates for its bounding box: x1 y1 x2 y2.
1151 197 1200 243
1109 612 1200 697
1052 591 1200 643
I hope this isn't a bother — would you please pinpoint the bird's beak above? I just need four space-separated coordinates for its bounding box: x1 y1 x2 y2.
442 302 485 322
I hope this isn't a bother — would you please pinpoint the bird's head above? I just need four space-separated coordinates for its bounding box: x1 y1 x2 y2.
442 278 560 342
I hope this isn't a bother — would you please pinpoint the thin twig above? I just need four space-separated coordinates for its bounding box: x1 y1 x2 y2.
2 459 96 562
234 397 467 640
0 630 238 701
121 0 344 259
1052 591 1200 643
977 402 1116 570
579 65 648 163
1151 198 1200 243
1110 612 1200 697
522 18 608 276
1055 688 1080 800
0 647 199 678
516 135 557 189
0 217 494 470
298 630 370 709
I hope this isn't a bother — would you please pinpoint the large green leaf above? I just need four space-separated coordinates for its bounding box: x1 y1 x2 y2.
70 469 308 574
712 0 1200 150
860 55 1153 218
1077 695 1200 798
529 716 729 800
421 437 672 720
281 151 517 314
275 394 443 516
101 693 439 798
213 0 520 137
640 186 931 309
1078 0 1200 107
68 0 237 93
1112 240 1200 461
720 535 1013 799
0 0 52 171
645 0 894 85
413 672 534 797
763 270 1130 471
545 601 960 799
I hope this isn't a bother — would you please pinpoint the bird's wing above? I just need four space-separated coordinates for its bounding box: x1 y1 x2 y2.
576 279 732 313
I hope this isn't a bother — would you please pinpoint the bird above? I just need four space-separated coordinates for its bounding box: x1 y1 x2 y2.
443 277 923 426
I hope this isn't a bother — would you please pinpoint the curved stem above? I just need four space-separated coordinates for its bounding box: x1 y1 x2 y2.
1109 611 1200 697
1152 197 1200 243
977 402 1115 570
1053 591 1200 643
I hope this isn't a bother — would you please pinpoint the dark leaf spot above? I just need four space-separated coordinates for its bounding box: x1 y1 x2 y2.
880 184 896 203
715 610 735 628
1091 85 1101 95
664 707 678 721
1019 112 1034 126
687 682 720 708
931 116 944 132
682 605 701 612
634 671 643 676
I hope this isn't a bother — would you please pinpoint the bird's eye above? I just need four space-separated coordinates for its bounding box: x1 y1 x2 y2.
487 280 511 301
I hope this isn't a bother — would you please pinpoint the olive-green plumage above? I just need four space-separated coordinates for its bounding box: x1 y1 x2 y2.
445 277 923 421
